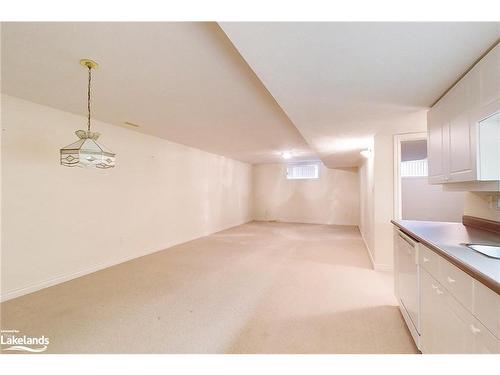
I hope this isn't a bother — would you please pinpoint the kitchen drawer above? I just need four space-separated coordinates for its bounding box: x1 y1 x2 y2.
473 281 500 339
419 244 440 278
438 257 474 311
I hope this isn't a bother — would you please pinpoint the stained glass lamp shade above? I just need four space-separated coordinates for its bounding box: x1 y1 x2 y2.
60 130 115 168
60 59 116 169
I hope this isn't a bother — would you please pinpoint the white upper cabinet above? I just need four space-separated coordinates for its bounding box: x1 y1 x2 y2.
428 101 447 182
478 112 500 180
428 44 500 187
448 80 475 182
479 46 500 107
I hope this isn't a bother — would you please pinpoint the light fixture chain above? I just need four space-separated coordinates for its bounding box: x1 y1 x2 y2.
87 65 92 132
61 59 115 169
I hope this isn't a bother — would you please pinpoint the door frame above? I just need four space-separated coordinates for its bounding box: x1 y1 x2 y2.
393 132 428 221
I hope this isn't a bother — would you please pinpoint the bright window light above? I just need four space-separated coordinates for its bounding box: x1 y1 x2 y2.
401 159 428 177
286 164 319 180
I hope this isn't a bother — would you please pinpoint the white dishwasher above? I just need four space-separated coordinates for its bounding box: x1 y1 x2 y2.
394 229 420 347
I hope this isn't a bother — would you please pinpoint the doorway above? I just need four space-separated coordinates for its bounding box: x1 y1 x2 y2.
393 133 464 222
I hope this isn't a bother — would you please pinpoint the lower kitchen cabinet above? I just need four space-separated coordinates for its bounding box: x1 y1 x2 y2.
394 226 500 354
421 268 499 354
420 245 500 353
420 269 474 353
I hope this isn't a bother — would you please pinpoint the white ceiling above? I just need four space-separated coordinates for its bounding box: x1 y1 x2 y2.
1 22 317 164
2 22 499 168
220 22 500 167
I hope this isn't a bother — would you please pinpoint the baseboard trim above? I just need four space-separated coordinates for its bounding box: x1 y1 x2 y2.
0 219 253 303
358 228 393 272
359 229 375 270
254 219 359 226
1 253 148 303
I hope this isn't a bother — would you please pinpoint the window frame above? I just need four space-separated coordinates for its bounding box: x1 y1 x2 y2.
285 163 320 180
400 158 429 178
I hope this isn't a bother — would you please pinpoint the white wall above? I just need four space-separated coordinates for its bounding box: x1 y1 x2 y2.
464 192 500 222
372 133 397 269
360 111 499 271
1 95 252 301
358 144 374 260
359 111 428 270
401 177 464 222
252 163 359 225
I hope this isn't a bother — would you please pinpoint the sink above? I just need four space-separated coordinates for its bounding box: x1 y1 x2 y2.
465 244 500 259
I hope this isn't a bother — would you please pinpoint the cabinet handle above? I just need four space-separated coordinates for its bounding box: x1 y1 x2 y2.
423 257 430 263
447 276 456 284
469 324 481 334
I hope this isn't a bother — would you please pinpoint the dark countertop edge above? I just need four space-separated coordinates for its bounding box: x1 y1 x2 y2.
391 220 500 295
462 215 500 234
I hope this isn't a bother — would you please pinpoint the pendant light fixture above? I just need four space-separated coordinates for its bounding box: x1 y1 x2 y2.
60 59 116 169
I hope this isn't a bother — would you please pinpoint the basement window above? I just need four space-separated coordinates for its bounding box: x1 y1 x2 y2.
286 164 319 180
401 159 428 177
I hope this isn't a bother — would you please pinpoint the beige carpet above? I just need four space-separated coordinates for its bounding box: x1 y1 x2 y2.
1 222 418 354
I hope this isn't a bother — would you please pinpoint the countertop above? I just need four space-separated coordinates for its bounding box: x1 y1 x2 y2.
391 220 500 294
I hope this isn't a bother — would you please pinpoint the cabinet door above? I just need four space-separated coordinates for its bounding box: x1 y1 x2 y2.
479 45 500 108
470 318 500 354
427 45 499 186
427 103 447 183
474 100 500 181
441 291 475 353
420 270 472 353
448 81 476 181
448 112 475 181
473 280 500 339
420 269 440 352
